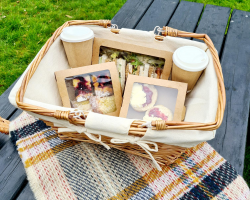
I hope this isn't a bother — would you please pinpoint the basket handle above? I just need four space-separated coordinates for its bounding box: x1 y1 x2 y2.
15 21 226 133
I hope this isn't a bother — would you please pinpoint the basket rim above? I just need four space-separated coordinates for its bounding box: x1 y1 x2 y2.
15 20 226 135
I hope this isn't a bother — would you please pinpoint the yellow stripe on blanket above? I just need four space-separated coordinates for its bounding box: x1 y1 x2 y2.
24 140 80 168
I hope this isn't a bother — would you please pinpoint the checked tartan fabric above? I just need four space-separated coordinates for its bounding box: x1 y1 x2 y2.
10 112 250 200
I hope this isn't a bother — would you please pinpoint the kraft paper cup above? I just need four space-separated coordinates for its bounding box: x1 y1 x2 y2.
60 26 94 68
172 46 209 91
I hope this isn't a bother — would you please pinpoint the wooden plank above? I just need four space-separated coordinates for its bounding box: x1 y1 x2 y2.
16 184 35 200
111 0 153 29
167 1 203 35
135 0 179 31
0 88 17 120
0 140 27 200
0 78 20 120
0 133 9 150
9 109 23 121
194 5 231 54
0 78 22 149
208 9 250 175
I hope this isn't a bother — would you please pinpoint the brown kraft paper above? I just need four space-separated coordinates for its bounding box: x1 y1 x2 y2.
120 75 187 121
55 62 122 117
172 63 203 91
92 37 173 80
62 38 94 68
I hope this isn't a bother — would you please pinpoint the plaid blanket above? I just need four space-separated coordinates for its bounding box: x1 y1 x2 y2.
10 112 250 200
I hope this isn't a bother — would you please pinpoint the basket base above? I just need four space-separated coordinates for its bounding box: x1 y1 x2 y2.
41 119 186 166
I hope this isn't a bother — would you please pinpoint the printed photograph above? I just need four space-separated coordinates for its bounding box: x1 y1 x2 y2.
127 82 178 121
65 70 117 114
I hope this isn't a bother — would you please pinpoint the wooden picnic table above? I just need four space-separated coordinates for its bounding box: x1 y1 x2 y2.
0 0 250 199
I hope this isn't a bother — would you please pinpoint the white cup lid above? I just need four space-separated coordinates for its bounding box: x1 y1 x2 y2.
60 26 94 43
173 46 209 72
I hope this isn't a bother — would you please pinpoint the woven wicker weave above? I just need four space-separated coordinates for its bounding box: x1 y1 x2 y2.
0 116 10 135
1 20 226 165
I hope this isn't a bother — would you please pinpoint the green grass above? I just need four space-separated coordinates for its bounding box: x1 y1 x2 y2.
0 0 126 95
185 0 250 11
1 0 250 95
1 0 250 96
1 0 250 186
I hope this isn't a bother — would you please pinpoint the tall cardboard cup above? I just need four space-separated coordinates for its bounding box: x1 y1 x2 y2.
172 46 209 91
60 26 94 68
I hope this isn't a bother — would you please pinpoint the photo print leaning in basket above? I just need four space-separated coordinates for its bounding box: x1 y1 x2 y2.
120 75 187 121
55 62 122 116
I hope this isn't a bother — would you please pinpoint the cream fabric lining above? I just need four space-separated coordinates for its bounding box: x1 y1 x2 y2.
9 25 218 148
85 112 135 135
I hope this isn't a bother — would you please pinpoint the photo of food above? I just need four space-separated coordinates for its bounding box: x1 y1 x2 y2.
65 70 116 114
98 46 165 92
126 82 178 121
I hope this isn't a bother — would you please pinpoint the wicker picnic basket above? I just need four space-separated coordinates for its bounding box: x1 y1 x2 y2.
0 20 225 168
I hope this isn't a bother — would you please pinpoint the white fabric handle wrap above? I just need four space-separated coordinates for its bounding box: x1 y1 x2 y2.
110 138 162 171
85 112 135 135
